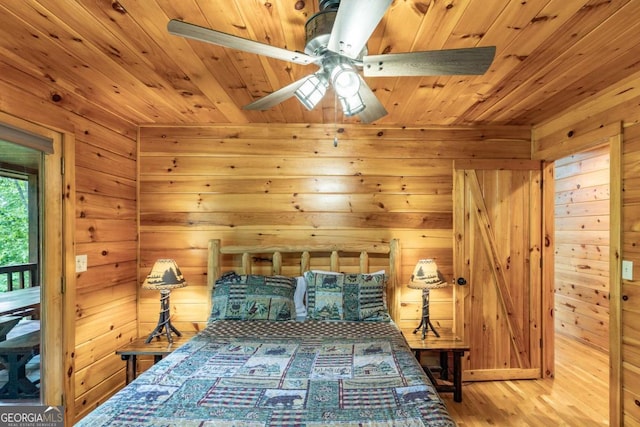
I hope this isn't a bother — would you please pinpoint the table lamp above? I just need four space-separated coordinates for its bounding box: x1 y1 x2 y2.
142 259 187 343
408 259 448 339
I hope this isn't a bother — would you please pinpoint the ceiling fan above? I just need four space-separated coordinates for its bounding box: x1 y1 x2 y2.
167 0 496 123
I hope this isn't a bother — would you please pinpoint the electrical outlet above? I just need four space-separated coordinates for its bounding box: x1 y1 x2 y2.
622 260 633 281
76 254 88 273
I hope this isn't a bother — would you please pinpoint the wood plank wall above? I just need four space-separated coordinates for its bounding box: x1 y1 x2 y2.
533 68 640 426
137 124 531 337
0 51 636 427
73 129 138 420
0 77 138 424
554 146 610 351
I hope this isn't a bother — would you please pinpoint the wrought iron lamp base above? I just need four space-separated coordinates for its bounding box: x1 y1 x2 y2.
146 289 182 343
412 288 440 339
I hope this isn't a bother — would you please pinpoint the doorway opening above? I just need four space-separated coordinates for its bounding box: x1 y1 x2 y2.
0 115 66 407
0 139 44 402
552 144 610 420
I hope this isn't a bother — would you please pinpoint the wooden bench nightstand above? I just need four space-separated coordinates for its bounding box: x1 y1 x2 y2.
402 328 469 402
116 333 195 384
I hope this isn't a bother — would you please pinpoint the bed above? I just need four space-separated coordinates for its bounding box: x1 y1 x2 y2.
77 239 455 426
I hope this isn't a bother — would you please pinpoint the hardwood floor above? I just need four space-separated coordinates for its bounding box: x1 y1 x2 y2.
441 334 609 426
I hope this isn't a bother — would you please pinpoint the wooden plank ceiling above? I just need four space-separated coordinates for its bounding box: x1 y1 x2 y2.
0 0 638 128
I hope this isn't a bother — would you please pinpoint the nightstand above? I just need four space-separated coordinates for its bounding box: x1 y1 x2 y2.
402 328 469 402
116 333 195 384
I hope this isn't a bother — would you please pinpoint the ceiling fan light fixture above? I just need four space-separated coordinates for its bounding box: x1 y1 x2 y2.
339 92 365 116
331 63 360 98
295 73 329 110
167 0 496 124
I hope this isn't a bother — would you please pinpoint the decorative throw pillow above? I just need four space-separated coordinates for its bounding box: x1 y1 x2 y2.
352 273 389 321
304 271 345 320
303 271 389 321
210 272 296 321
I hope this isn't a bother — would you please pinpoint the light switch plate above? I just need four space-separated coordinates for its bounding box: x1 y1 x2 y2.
76 254 88 273
622 260 633 281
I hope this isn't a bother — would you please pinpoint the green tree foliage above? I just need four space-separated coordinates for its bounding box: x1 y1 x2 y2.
0 176 29 266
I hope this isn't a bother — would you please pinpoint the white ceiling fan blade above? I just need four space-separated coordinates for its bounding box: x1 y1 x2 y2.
363 46 496 76
327 0 392 60
168 19 319 66
243 76 312 110
356 76 387 123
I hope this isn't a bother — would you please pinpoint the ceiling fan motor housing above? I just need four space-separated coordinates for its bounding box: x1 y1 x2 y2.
304 6 367 59
319 0 341 10
304 9 337 56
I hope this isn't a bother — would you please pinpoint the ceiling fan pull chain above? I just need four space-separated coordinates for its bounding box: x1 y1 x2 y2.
333 91 339 147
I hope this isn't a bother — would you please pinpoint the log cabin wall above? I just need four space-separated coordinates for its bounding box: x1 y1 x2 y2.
0 77 138 424
137 124 531 339
533 69 640 426
554 145 610 351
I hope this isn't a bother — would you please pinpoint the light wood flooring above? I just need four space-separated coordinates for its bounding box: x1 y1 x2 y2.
441 333 609 426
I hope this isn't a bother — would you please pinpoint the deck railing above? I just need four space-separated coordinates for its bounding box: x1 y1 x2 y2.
0 263 39 292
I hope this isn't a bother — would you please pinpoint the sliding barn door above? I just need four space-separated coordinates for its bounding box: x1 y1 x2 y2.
453 160 543 381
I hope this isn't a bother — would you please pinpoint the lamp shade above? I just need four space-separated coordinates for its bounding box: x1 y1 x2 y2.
142 259 187 290
407 259 447 290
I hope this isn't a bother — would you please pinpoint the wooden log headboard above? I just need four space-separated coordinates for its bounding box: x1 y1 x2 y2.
207 239 401 321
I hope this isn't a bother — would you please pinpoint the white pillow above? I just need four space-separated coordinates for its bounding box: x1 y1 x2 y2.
294 276 307 317
311 269 385 275
310 270 342 275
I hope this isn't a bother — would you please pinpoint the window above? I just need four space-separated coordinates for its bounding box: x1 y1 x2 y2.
0 173 38 291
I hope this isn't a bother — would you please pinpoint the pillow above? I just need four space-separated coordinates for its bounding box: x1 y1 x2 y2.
310 270 342 275
307 269 387 310
295 270 342 318
210 272 296 321
294 276 307 317
303 271 389 321
303 271 344 320
353 273 389 321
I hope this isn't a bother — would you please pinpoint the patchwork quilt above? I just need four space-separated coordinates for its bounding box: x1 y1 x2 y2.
78 320 456 426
